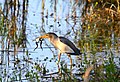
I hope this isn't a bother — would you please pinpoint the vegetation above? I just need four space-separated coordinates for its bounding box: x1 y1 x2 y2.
79 0 120 81
0 0 119 82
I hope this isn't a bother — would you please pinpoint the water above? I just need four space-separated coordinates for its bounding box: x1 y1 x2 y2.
0 0 120 82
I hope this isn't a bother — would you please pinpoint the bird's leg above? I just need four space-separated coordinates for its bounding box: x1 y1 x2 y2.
57 52 61 74
67 54 72 70
57 52 61 64
67 54 72 65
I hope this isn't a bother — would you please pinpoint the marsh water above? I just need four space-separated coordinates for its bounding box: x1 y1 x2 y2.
0 0 120 82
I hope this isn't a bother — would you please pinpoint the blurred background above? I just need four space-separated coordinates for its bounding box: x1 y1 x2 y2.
0 0 120 81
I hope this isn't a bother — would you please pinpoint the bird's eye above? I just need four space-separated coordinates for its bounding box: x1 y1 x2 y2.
46 34 49 37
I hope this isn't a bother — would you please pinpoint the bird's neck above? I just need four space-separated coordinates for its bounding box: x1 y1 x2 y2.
49 37 58 48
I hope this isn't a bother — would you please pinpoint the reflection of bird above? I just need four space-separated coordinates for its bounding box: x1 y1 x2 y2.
35 32 81 64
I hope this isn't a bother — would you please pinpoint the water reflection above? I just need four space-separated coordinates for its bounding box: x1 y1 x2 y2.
0 0 120 81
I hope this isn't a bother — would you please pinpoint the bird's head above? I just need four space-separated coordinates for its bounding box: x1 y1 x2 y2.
39 32 58 40
33 32 58 43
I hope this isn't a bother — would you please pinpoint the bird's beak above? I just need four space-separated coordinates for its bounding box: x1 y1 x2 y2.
39 34 49 39
33 34 49 42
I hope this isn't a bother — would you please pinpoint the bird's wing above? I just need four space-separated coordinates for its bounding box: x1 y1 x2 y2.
59 37 81 55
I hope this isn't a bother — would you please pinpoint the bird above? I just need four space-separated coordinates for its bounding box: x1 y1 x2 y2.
35 32 81 64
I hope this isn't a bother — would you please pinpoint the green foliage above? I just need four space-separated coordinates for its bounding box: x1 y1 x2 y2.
0 0 119 82
90 51 119 82
103 51 119 82
0 77 2 82
80 1 120 81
